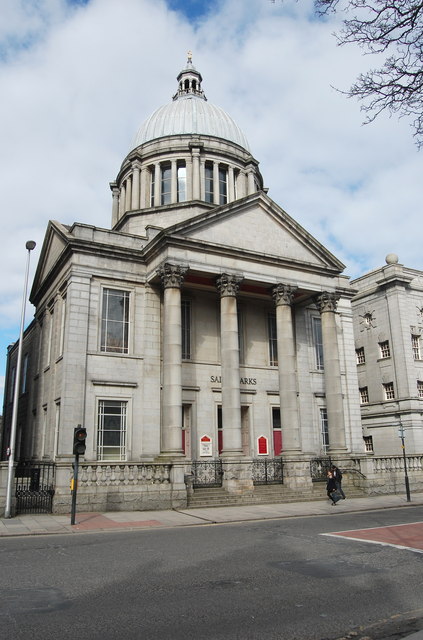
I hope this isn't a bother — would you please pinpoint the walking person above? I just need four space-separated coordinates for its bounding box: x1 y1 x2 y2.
326 471 338 505
331 464 345 499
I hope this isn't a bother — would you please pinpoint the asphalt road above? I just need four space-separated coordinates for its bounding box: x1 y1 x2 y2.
0 506 422 640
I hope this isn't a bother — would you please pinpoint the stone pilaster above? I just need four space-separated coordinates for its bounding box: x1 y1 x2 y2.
315 291 347 453
216 273 243 457
273 284 301 453
157 263 188 457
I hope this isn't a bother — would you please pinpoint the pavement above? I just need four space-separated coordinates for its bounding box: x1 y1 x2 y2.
1 490 423 537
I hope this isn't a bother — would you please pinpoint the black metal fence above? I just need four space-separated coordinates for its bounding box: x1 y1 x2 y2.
192 460 223 488
252 458 284 485
309 457 332 482
15 461 55 514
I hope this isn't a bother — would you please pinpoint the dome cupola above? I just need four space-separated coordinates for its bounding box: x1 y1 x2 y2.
111 55 263 231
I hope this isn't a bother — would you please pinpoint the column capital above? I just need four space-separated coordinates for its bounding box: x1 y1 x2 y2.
273 284 297 306
216 273 243 297
131 160 142 171
157 263 188 289
315 291 340 313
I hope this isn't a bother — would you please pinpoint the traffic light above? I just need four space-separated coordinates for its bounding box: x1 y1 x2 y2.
73 425 87 456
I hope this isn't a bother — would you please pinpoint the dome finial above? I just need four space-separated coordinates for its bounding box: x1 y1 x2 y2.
173 55 206 102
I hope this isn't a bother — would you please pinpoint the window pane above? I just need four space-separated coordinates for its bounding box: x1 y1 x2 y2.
177 163 186 202
161 164 171 205
313 317 324 371
268 312 277 366
205 163 213 203
97 400 127 461
101 289 129 353
219 166 227 205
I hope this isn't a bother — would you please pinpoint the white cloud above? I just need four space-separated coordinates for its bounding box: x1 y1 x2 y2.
0 0 422 398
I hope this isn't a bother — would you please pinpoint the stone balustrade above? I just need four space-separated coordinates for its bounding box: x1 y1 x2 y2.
78 463 172 487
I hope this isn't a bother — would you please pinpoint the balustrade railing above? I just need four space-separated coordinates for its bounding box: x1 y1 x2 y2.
78 463 172 487
370 455 423 474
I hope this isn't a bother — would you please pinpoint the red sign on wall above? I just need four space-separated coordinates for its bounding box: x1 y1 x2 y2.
257 435 268 455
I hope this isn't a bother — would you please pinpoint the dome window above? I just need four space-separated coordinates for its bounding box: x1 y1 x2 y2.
161 163 172 205
219 165 228 205
205 162 213 203
177 161 187 203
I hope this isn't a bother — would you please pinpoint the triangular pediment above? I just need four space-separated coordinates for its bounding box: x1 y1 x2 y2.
166 192 344 272
30 221 70 302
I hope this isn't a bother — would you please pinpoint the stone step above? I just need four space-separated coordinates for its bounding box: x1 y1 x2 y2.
187 483 365 508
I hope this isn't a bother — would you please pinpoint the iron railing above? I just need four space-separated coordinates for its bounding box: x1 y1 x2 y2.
309 457 332 482
252 458 284 485
192 460 223 488
15 461 55 514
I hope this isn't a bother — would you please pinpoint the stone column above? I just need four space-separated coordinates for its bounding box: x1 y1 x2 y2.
228 166 235 202
186 158 193 200
131 162 141 210
216 274 243 456
315 292 347 453
140 167 148 209
125 177 132 212
119 183 126 217
191 148 201 200
157 263 188 456
273 284 301 453
247 166 255 195
110 184 120 227
154 162 161 206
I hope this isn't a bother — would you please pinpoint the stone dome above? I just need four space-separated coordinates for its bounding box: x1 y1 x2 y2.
130 56 250 152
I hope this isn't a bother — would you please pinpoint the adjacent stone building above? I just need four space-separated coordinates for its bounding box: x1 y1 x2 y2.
351 254 423 456
1 57 395 514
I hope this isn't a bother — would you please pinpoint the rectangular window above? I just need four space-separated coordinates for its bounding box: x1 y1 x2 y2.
320 408 329 453
21 354 29 394
418 380 423 399
268 312 278 366
181 299 191 360
379 340 391 358
412 335 421 360
359 386 369 404
101 288 130 353
356 347 365 365
363 435 374 452
312 317 324 371
219 166 228 205
205 162 213 203
238 309 244 365
161 163 171 205
383 382 395 400
177 162 186 202
97 399 127 461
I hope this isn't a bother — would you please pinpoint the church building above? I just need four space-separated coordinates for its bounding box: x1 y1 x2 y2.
1 56 366 513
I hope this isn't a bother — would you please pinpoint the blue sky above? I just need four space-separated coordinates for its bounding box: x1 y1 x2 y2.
1 0 422 403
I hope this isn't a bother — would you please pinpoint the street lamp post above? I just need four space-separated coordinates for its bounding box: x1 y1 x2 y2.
4 240 36 519
397 420 411 503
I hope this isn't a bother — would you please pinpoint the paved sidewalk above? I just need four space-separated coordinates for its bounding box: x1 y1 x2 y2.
1 491 422 537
